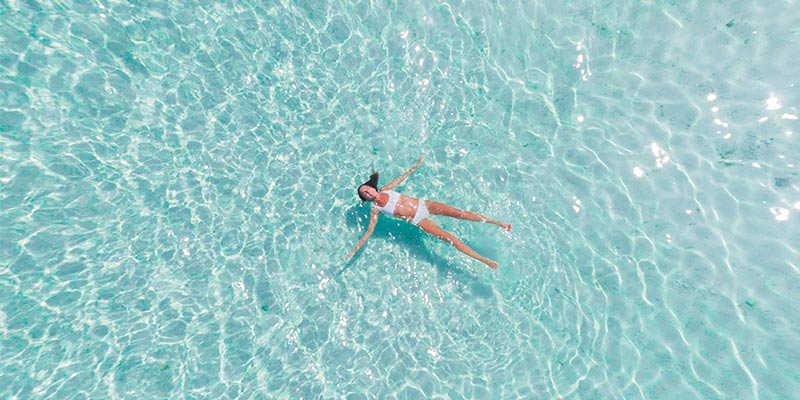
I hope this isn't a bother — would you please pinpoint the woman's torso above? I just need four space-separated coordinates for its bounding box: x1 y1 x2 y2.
374 191 419 221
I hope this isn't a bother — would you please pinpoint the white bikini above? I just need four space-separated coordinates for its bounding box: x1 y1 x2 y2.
412 198 430 225
373 190 400 215
374 190 430 225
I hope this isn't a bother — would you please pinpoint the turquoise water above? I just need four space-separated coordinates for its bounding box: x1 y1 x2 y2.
1 0 799 398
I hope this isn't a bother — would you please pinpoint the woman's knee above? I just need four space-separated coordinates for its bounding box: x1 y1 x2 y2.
440 234 462 246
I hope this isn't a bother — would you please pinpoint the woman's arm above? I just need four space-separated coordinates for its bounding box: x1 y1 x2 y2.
380 155 425 191
344 209 380 261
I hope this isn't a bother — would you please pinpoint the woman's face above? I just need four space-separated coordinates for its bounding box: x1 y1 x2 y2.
359 185 378 201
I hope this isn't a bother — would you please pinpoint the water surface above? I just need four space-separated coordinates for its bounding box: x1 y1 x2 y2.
1 0 799 398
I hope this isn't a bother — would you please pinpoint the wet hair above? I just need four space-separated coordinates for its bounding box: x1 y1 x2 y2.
357 172 379 201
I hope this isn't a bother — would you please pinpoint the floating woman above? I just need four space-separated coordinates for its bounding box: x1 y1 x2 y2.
344 155 511 269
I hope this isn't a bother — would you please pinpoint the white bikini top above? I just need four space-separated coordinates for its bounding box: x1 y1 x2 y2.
373 190 400 216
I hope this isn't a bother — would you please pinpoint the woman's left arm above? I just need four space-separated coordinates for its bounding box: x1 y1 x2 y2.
380 155 425 191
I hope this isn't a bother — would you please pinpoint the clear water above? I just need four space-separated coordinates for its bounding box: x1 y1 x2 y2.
1 0 799 398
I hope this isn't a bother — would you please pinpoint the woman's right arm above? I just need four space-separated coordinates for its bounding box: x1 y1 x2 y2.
344 209 380 261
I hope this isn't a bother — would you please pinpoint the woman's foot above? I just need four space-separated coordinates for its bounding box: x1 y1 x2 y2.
497 222 512 231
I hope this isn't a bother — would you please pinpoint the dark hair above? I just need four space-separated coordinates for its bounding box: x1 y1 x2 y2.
357 172 379 201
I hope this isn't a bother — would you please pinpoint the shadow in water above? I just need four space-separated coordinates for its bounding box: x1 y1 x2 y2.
333 204 495 300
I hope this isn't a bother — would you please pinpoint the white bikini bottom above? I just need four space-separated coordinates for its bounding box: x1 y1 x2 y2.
411 200 430 226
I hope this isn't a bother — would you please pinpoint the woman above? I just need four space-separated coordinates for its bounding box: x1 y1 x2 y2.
344 155 511 269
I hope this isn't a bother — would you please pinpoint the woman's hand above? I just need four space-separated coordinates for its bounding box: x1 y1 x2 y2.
380 156 425 191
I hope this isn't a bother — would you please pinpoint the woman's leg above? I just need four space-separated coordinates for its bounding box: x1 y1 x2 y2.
417 219 498 269
426 201 512 230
